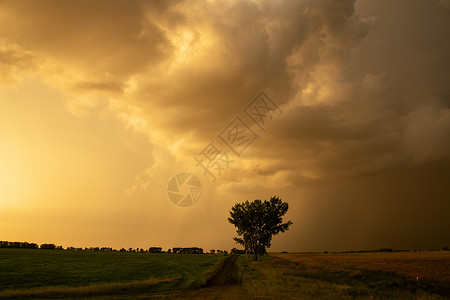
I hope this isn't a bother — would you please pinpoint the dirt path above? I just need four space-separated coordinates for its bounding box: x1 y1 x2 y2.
162 255 251 300
97 255 252 300
90 255 252 300
204 254 241 286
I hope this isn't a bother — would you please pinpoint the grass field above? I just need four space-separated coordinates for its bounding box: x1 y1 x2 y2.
272 251 450 285
0 248 226 298
238 251 450 299
1 249 449 299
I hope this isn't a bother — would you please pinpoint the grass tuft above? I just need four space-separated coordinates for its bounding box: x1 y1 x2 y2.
0 277 181 299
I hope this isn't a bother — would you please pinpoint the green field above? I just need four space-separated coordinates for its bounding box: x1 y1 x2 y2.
0 248 226 298
0 249 449 299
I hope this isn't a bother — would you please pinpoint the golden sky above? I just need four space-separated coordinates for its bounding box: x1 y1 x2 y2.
1 0 449 251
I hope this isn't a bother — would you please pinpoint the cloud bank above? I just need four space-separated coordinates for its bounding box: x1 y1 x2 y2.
0 0 449 251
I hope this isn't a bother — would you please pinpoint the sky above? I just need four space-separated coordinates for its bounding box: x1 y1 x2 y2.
0 0 449 252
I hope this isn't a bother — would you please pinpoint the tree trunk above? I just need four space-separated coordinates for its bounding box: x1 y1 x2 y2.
252 241 258 260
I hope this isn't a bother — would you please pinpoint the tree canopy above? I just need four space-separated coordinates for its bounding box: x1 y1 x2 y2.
228 196 292 260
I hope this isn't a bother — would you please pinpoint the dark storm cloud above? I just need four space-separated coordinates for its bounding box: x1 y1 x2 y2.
0 0 449 250
0 0 172 77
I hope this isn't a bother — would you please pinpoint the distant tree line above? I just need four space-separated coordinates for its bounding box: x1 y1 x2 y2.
231 248 246 254
149 247 162 253
0 241 237 254
0 241 39 249
209 249 228 254
40 243 63 250
172 247 203 254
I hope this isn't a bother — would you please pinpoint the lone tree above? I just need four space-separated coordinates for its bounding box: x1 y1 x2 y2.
228 196 292 260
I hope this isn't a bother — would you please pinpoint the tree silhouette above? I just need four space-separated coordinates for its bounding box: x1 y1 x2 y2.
228 196 292 260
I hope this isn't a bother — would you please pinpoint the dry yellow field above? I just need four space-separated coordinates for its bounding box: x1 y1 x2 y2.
271 251 450 285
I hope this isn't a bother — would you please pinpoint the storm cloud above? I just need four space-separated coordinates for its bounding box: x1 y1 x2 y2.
0 0 449 251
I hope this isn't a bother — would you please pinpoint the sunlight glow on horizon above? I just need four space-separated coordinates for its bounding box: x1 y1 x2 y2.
0 0 449 251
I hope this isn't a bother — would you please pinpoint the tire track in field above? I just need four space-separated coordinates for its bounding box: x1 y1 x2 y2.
96 255 252 300
164 255 251 299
